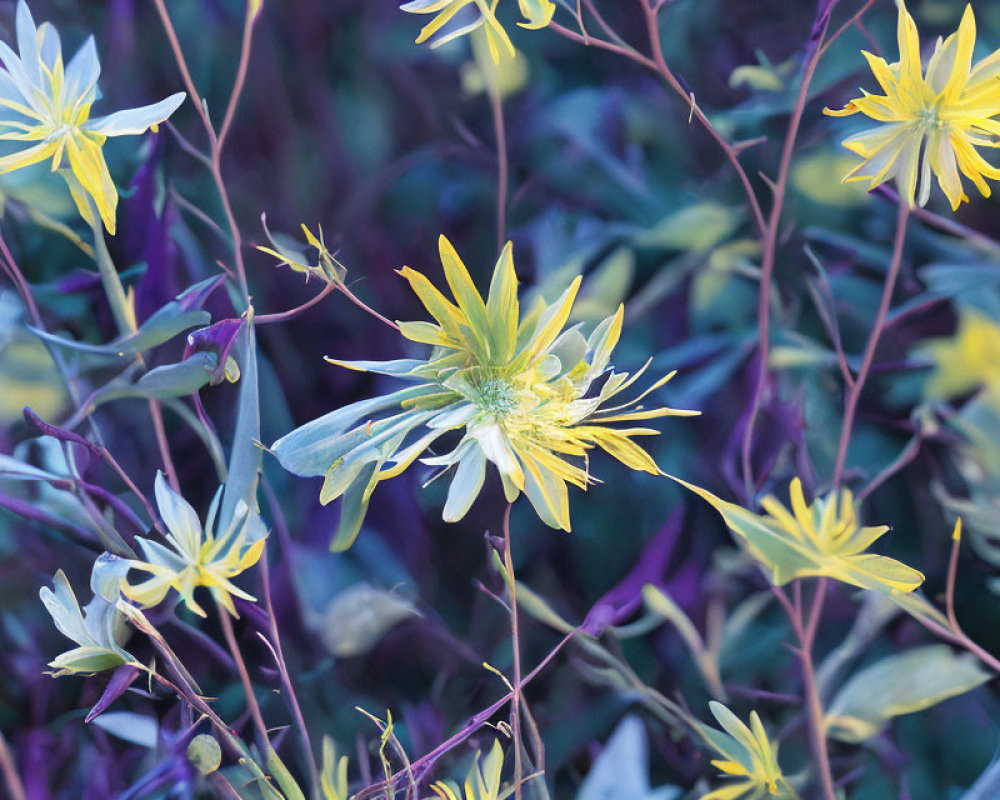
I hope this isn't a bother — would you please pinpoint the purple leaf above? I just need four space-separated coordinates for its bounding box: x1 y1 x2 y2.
127 135 181 324
176 275 227 313
23 408 99 455
582 509 684 636
53 270 102 295
183 317 245 385
85 665 141 723
803 0 840 63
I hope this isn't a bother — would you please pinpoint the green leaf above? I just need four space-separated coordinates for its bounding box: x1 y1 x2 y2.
635 203 740 252
221 323 261 527
515 581 575 634
29 307 209 359
319 583 419 657
266 746 307 800
826 645 991 742
330 461 378 552
85 353 219 411
90 711 158 749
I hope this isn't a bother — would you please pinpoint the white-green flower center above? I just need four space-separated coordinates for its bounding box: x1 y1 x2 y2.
476 376 518 417
916 105 947 130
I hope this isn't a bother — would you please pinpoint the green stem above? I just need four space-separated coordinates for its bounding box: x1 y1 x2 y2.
91 217 133 335
502 504 525 800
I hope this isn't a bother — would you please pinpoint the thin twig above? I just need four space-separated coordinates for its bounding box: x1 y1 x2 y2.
354 628 578 799
259 548 321 798
0 731 26 800
776 578 836 800
255 283 336 324
148 398 180 492
832 201 910 489
637 1 766 236
216 600 270 754
819 0 877 59
339 284 401 331
487 75 509 253
546 13 766 235
502 504 524 800
741 5 835 497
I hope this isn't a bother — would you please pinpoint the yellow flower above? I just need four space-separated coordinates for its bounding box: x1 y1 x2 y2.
39 569 134 676
122 472 267 618
320 737 350 800
824 1 1000 210
919 307 1000 401
273 235 697 549
430 740 505 800
0 1 185 233
257 218 347 286
698 702 797 800
675 477 924 595
401 0 554 63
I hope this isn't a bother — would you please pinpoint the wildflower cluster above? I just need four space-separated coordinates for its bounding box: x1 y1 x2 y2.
12 0 1000 798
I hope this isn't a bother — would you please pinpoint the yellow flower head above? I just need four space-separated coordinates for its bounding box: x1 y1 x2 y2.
824 1 1000 210
401 0 554 63
0 1 185 233
918 307 1000 401
676 477 924 595
430 740 505 800
273 235 697 549
698 702 797 800
122 472 267 618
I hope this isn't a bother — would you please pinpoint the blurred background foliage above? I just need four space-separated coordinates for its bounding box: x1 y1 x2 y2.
4 0 1000 797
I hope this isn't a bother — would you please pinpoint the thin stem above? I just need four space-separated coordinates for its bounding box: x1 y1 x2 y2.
800 624 836 800
339 284 401 331
216 600 270 754
150 0 217 147
355 628 578 799
832 201 911 489
97 445 165 535
0 731 26 800
741 6 834 497
152 0 252 302
857 433 921 502
91 216 135 335
217 2 258 153
818 0 877 59
547 12 765 235
547 21 655 69
255 282 336 324
148 398 180 492
487 77 508 252
638 2 766 236
777 579 836 800
260 548 321 798
0 228 100 444
502 504 525 800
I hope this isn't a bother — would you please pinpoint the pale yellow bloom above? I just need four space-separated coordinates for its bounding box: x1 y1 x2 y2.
401 0 554 63
698 702 797 800
919 307 1000 400
122 473 267 618
676 477 924 595
825 1 1000 209
273 236 697 548
0 1 184 233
